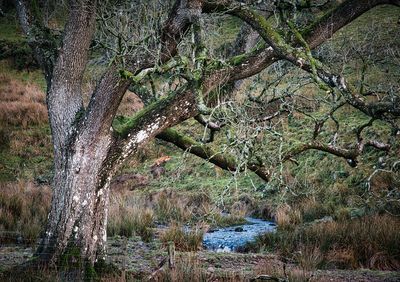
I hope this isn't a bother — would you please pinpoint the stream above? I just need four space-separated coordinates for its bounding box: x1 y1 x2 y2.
203 217 276 252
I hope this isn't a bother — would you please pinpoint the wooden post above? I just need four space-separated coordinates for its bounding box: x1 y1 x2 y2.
122 237 128 282
168 241 175 269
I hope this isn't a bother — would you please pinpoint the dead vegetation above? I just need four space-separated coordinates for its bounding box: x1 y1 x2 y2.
0 181 51 244
107 193 155 242
245 214 400 271
160 222 205 252
1 182 399 280
0 74 47 127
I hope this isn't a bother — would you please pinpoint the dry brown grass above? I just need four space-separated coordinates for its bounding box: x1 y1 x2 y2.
274 204 302 229
0 181 51 243
255 261 313 282
116 90 144 116
249 214 400 270
297 197 329 222
160 222 205 252
154 254 208 281
0 74 47 127
295 245 323 271
156 253 246 282
107 193 154 242
326 248 358 269
152 190 194 224
150 189 246 228
314 215 400 270
230 200 250 218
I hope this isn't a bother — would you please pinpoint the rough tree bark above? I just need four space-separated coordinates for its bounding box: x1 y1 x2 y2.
16 0 203 265
14 0 400 266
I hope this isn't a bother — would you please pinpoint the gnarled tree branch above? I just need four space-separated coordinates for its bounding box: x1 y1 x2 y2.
157 128 270 181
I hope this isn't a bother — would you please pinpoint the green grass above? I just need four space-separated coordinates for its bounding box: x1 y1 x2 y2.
0 125 52 182
0 59 46 90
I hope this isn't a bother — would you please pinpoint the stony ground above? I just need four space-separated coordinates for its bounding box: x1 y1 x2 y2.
1 237 399 281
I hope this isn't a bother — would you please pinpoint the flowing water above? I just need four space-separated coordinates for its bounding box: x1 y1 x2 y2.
203 217 276 252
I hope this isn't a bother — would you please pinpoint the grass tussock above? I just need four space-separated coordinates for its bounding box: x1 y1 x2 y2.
255 261 313 282
107 194 154 242
297 197 330 223
246 215 400 270
152 189 246 228
274 204 302 229
155 254 208 281
0 181 51 244
160 223 205 252
156 254 245 282
0 74 47 127
206 212 247 228
153 190 193 224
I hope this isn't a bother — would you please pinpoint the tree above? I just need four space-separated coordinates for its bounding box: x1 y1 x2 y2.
14 0 400 265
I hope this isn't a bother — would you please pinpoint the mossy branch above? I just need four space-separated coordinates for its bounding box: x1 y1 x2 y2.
286 19 329 92
112 92 177 139
284 138 390 168
156 128 270 181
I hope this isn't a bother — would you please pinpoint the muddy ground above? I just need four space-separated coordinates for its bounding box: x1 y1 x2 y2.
0 236 399 281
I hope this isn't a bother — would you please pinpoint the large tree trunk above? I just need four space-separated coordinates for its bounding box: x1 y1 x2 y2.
37 130 114 265
14 0 202 266
31 0 103 265
35 86 198 265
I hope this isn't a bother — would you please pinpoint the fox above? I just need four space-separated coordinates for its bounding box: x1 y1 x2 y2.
150 155 171 178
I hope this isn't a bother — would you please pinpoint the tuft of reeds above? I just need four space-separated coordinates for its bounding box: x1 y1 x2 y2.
245 214 400 270
160 223 205 252
107 194 154 242
153 190 193 224
0 181 51 244
274 204 302 229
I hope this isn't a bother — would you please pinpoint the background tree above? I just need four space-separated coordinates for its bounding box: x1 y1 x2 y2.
14 0 400 266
